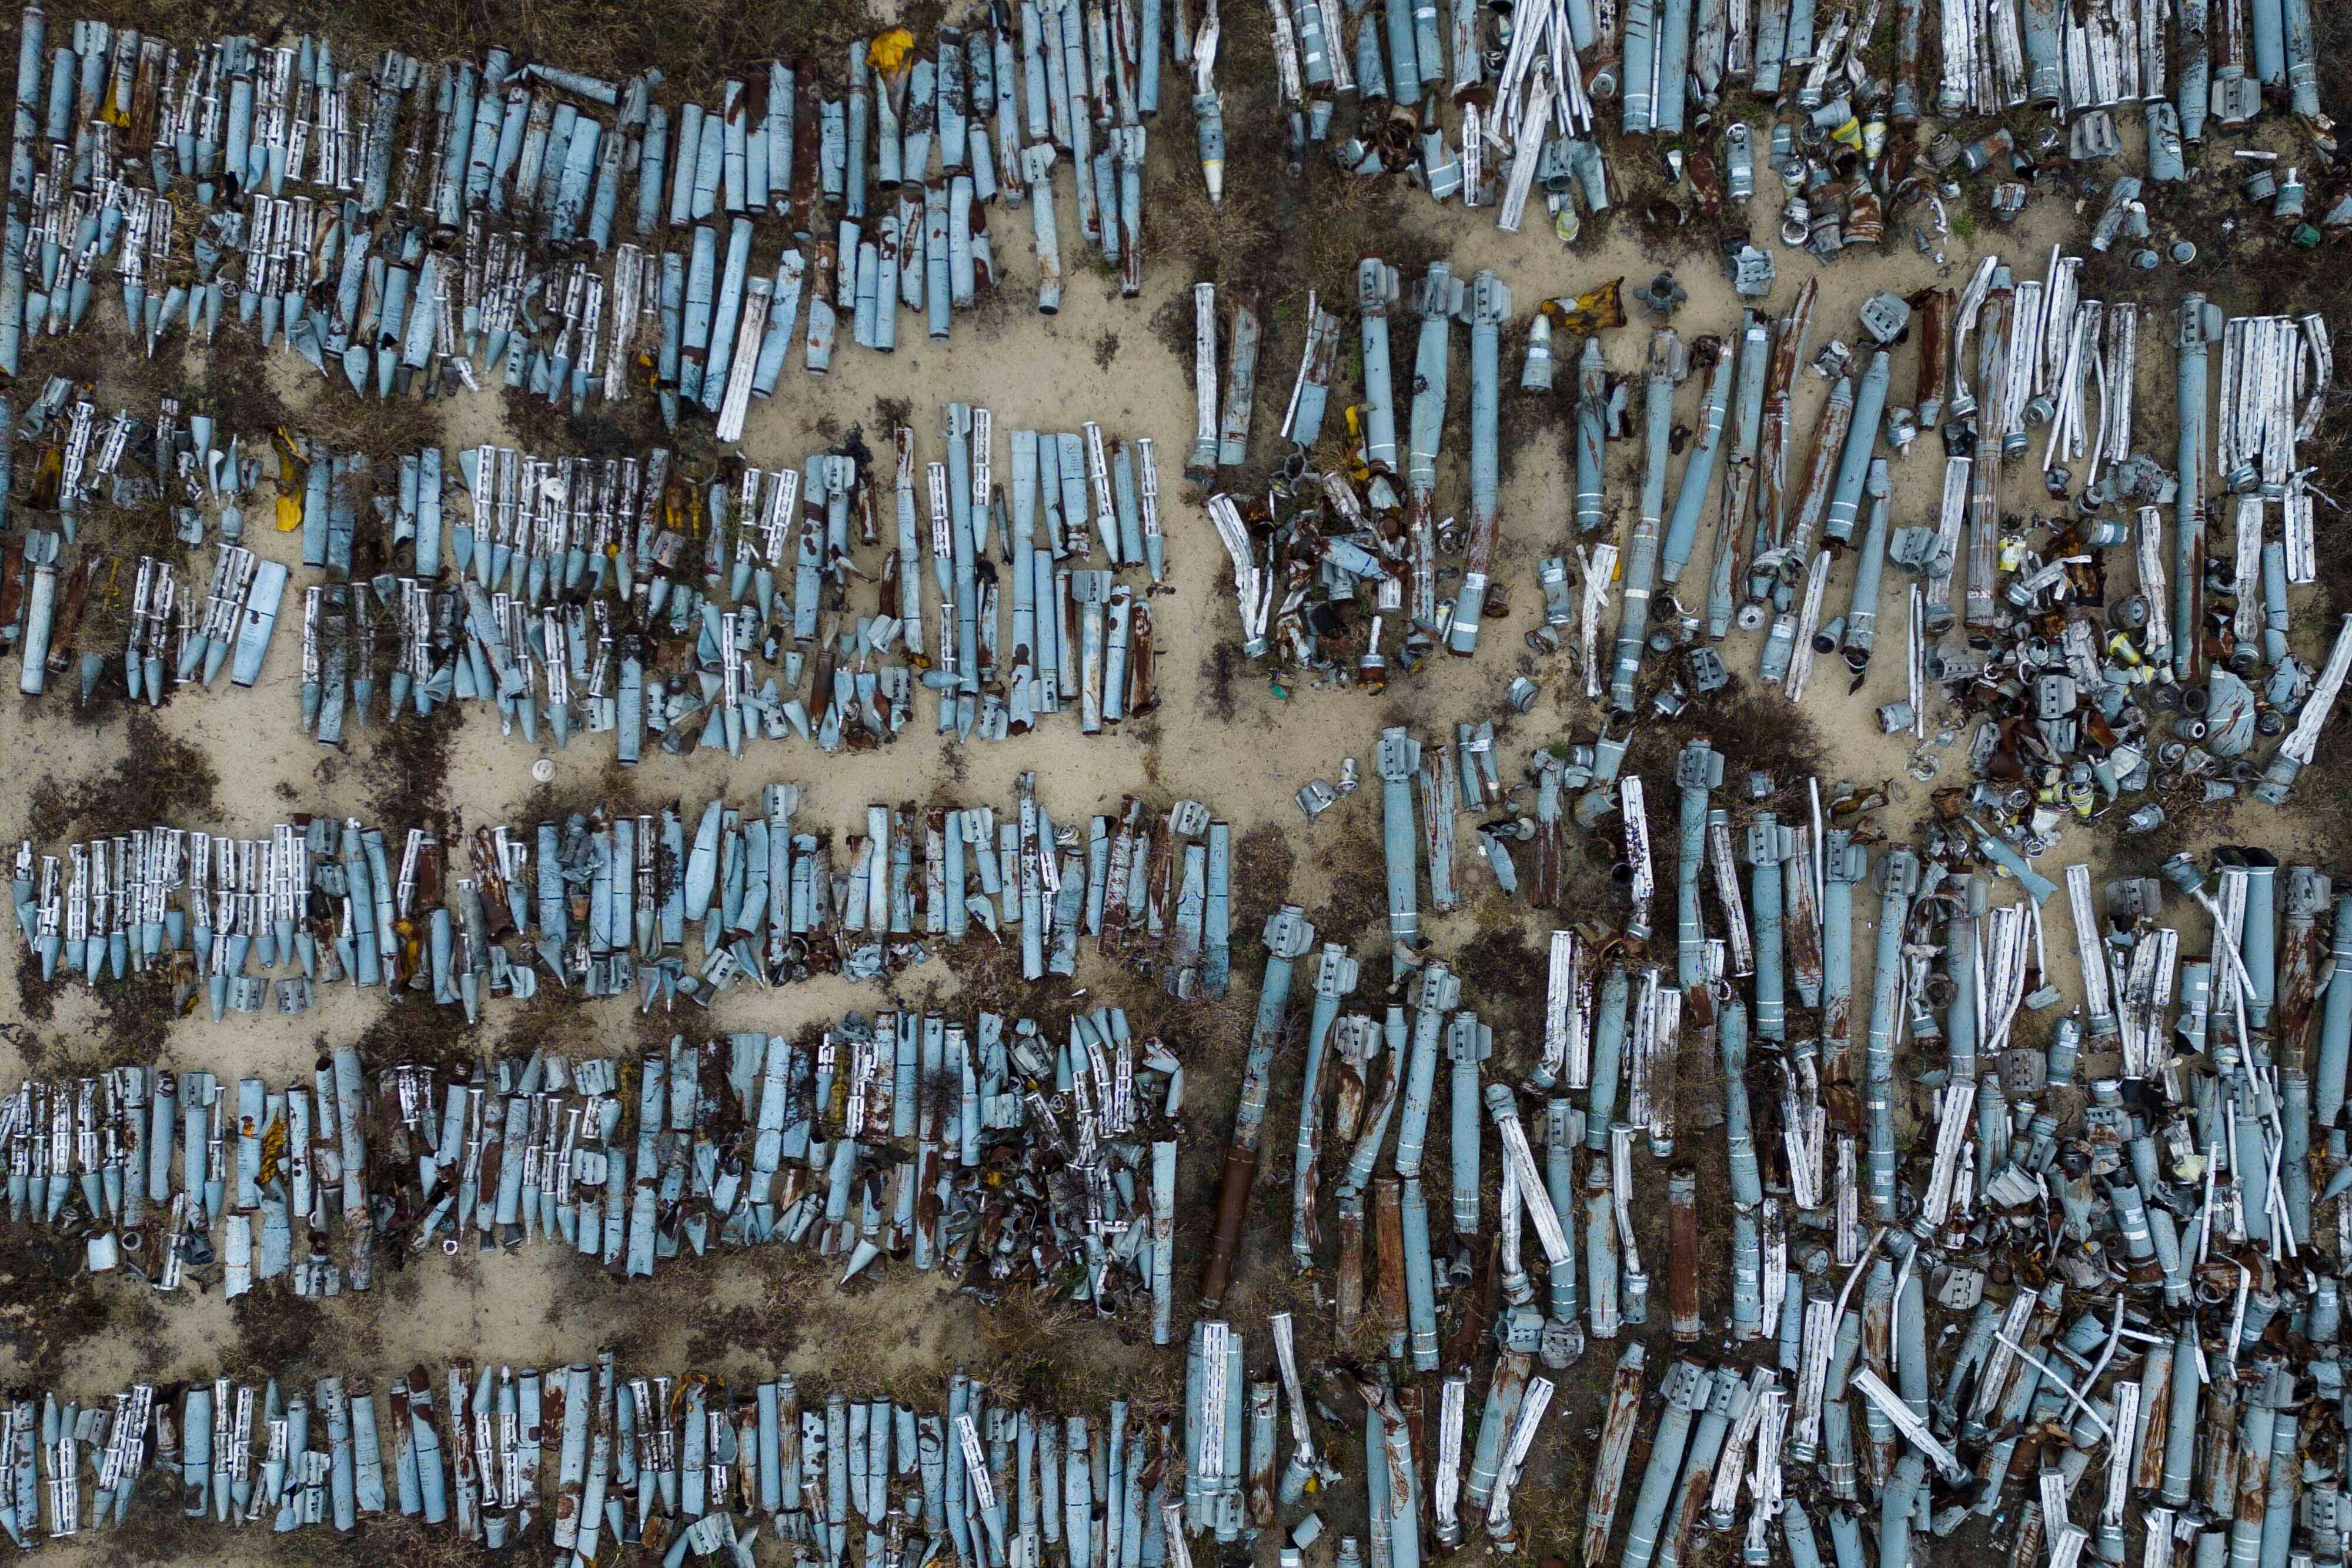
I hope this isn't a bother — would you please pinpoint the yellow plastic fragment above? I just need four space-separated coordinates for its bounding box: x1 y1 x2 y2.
868 30 916 79
1540 278 1626 338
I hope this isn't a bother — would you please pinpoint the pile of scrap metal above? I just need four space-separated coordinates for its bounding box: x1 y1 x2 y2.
2 1361 1211 1559
21 812 2352 1568
0 376 278 701
0 4 1190 406
1208 244 2344 780
1511 255 2341 827
1238 0 2330 253
1202 258 1517 684
1913 280 2342 820
8 778 1238 1014
2 396 1171 747
1231 744 2352 1568
1291 716 1631 909
0 0 2337 419
5 1009 1188 1315
0 373 260 541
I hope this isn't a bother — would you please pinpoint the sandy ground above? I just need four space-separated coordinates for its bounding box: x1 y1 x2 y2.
2 26 2346 1564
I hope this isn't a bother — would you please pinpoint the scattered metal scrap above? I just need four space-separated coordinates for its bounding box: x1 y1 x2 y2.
1204 258 1516 684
